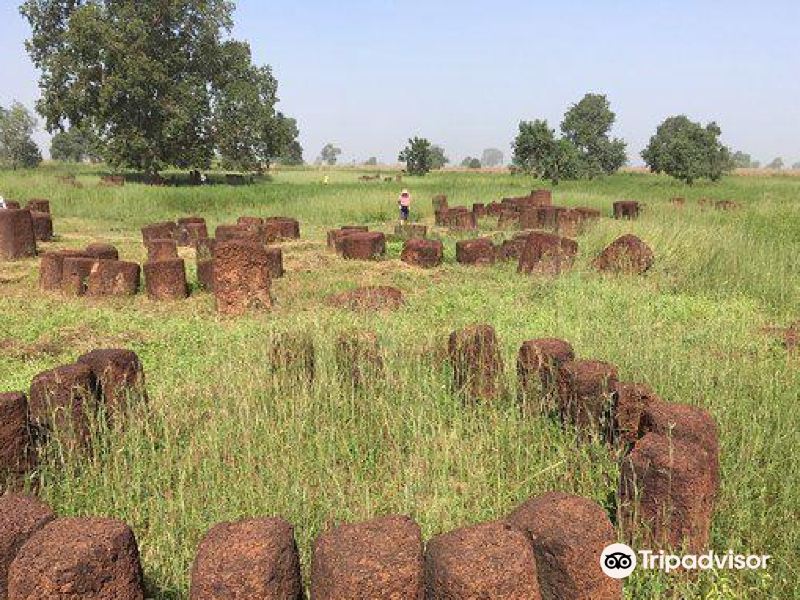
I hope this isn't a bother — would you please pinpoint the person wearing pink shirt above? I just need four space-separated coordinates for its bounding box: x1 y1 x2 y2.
398 189 412 222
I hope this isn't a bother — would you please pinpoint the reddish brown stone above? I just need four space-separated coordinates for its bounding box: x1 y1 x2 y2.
518 232 578 275
144 259 188 300
671 197 686 207
472 203 487 217
613 382 659 446
311 515 423 600
238 216 265 228
618 433 716 553
497 209 519 229
146 238 179 262
28 363 98 446
339 232 386 260
394 223 428 239
507 492 620 600
613 201 640 219
0 209 37 260
448 324 504 402
496 232 532 262
216 224 262 244
425 521 542 599
327 286 404 311
195 238 216 261
61 256 99 296
401 239 443 268
265 247 284 279
213 241 272 315
8 517 145 600
38 250 86 291
558 360 618 438
536 206 568 230
83 243 119 260
593 234 654 274
443 207 477 230
556 209 585 237
190 518 302 600
327 227 367 250
639 399 720 494
517 338 575 411
715 200 738 211
264 217 300 241
574 206 602 221
196 259 215 291
432 194 448 212
177 217 207 246
86 260 141 297
486 202 502 216
3 201 21 210
268 332 315 383
0 495 55 599
30 212 53 242
530 189 553 206
0 393 33 477
25 200 50 214
335 331 383 387
455 238 495 266
141 221 177 244
77 349 147 420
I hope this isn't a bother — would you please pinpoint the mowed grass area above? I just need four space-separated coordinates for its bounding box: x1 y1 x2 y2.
1 163 798 599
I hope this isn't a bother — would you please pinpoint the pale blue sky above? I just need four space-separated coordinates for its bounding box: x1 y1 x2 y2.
2 0 799 165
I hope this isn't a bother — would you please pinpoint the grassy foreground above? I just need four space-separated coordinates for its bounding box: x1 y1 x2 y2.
0 164 798 599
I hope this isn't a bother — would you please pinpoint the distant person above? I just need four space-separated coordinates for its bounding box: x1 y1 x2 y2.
323 175 330 185
398 189 412 222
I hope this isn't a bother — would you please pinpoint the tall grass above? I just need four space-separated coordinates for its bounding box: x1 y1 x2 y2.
0 164 798 598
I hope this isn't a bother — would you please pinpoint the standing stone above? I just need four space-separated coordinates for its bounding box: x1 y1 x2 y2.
593 235 654 274
213 241 272 315
25 200 50 214
557 360 618 439
618 433 716 553
197 259 215 291
144 259 188 300
507 492 621 600
86 260 141 297
146 238 179 262
141 221 177 244
455 238 495 266
61 256 99 296
518 232 578 275
0 393 33 477
264 217 300 241
339 232 386 260
190 518 302 600
311 515 423 600
613 382 659 446
265 247 284 278
613 201 640 219
39 250 86 291
425 521 542 599
30 212 53 242
335 331 383 388
0 495 55 599
401 239 443 268
177 217 207 246
8 517 145 600
83 243 119 260
77 349 147 421
0 209 37 260
517 338 575 411
448 324 504 402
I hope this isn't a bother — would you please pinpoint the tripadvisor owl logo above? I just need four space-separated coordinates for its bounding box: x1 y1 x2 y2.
600 543 637 579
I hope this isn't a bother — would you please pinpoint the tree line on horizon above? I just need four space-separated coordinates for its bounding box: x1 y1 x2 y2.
2 1 797 183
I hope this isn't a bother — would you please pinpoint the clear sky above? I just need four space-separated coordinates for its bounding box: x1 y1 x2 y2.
2 0 799 166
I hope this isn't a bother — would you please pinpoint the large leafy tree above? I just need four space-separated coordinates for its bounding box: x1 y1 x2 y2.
430 145 448 170
731 150 759 169
20 0 297 174
511 120 579 184
766 157 784 170
398 137 434 176
642 115 732 184
50 125 101 162
318 144 341 166
481 148 504 167
560 93 627 176
0 102 42 169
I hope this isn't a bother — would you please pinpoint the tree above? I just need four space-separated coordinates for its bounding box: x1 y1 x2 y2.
318 144 341 166
364 156 378 166
461 157 481 169
430 145 449 170
20 0 298 174
511 120 580 184
560 93 627 177
278 140 304 166
50 125 101 162
766 157 784 170
0 102 42 169
641 116 732 184
398 137 434 176
481 148 504 167
731 151 758 169
792 162 800 171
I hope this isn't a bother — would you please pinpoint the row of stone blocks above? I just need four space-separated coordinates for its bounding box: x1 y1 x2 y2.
448 325 719 552
0 200 55 260
454 232 654 275
0 349 147 478
0 489 623 600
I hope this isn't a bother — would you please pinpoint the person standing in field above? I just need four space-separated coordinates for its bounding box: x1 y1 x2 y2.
398 189 412 223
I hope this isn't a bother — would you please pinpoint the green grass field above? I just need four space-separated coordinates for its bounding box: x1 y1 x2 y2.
1 163 798 599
